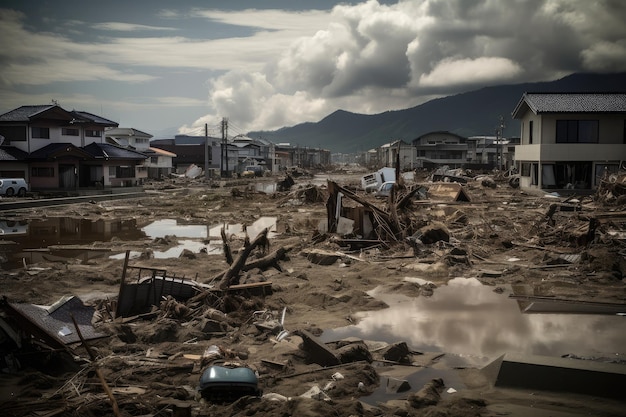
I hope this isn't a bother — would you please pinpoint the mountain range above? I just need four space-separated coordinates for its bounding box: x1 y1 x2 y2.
247 72 626 154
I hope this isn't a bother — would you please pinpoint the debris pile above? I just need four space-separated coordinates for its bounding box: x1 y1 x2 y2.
1 169 625 417
595 171 626 205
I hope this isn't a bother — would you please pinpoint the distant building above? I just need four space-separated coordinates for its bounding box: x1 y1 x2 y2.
412 131 468 169
378 140 416 170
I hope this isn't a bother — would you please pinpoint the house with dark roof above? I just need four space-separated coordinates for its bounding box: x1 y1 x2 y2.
105 127 175 179
0 104 148 189
512 93 626 190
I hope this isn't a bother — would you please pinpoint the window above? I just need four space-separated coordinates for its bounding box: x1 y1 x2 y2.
521 163 530 176
31 127 50 139
116 166 134 178
528 121 533 144
136 138 149 144
32 167 54 177
62 127 79 136
150 156 158 164
86 130 100 137
556 120 598 143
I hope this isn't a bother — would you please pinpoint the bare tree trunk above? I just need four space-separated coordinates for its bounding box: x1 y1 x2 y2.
219 228 269 289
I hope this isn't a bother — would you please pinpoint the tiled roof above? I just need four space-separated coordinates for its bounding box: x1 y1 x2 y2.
105 127 152 138
0 105 56 122
28 143 92 159
0 146 28 161
71 111 118 126
84 142 148 159
513 93 626 118
0 105 119 126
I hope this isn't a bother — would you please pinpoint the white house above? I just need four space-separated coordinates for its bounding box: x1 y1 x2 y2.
512 93 626 190
106 127 175 179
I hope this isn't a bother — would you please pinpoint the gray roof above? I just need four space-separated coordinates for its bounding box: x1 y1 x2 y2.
0 146 28 161
28 143 93 160
512 93 626 118
0 105 58 122
71 110 118 126
0 105 118 127
84 142 148 160
105 127 152 138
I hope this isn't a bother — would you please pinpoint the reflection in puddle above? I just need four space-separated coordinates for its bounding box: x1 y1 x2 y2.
142 219 208 239
0 217 144 269
111 217 278 260
208 217 277 241
1 217 279 268
321 278 626 366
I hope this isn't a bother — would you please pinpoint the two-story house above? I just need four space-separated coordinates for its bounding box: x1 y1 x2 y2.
106 127 175 180
412 131 468 169
0 104 147 189
512 93 626 190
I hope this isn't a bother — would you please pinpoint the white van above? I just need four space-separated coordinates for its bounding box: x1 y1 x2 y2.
0 178 29 196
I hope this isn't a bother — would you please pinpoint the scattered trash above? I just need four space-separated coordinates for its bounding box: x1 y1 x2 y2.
300 385 332 401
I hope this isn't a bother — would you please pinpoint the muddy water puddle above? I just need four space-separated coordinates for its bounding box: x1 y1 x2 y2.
0 217 277 267
321 277 626 368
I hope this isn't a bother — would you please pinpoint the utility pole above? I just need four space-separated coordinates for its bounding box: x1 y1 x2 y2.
204 123 209 180
221 117 229 177
220 117 228 178
498 116 506 171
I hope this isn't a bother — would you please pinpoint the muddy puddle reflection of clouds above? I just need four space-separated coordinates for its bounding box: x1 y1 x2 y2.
111 217 278 260
321 277 626 364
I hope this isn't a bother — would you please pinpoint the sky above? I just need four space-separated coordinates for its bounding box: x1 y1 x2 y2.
1 0 625 139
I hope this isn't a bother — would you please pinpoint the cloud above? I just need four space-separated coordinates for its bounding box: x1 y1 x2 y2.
2 0 626 134
418 57 523 88
92 22 177 32
200 0 626 132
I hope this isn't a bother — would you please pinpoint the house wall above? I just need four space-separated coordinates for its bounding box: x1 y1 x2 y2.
29 162 59 189
0 163 28 180
515 108 626 189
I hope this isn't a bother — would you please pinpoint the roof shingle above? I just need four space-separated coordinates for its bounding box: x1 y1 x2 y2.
513 93 626 118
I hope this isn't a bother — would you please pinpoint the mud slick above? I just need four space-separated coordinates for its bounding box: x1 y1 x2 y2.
1 168 625 417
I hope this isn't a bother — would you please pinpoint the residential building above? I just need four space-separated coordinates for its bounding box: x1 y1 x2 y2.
151 135 222 176
106 127 175 179
512 93 626 190
273 143 331 170
412 131 468 169
467 136 520 170
0 104 147 189
378 140 416 170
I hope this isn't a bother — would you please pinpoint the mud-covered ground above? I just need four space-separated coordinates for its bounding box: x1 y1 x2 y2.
1 169 625 417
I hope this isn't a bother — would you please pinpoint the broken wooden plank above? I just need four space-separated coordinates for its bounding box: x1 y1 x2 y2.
297 329 341 367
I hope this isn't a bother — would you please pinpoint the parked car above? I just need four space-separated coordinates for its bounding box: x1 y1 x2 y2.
0 178 28 197
374 181 396 198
